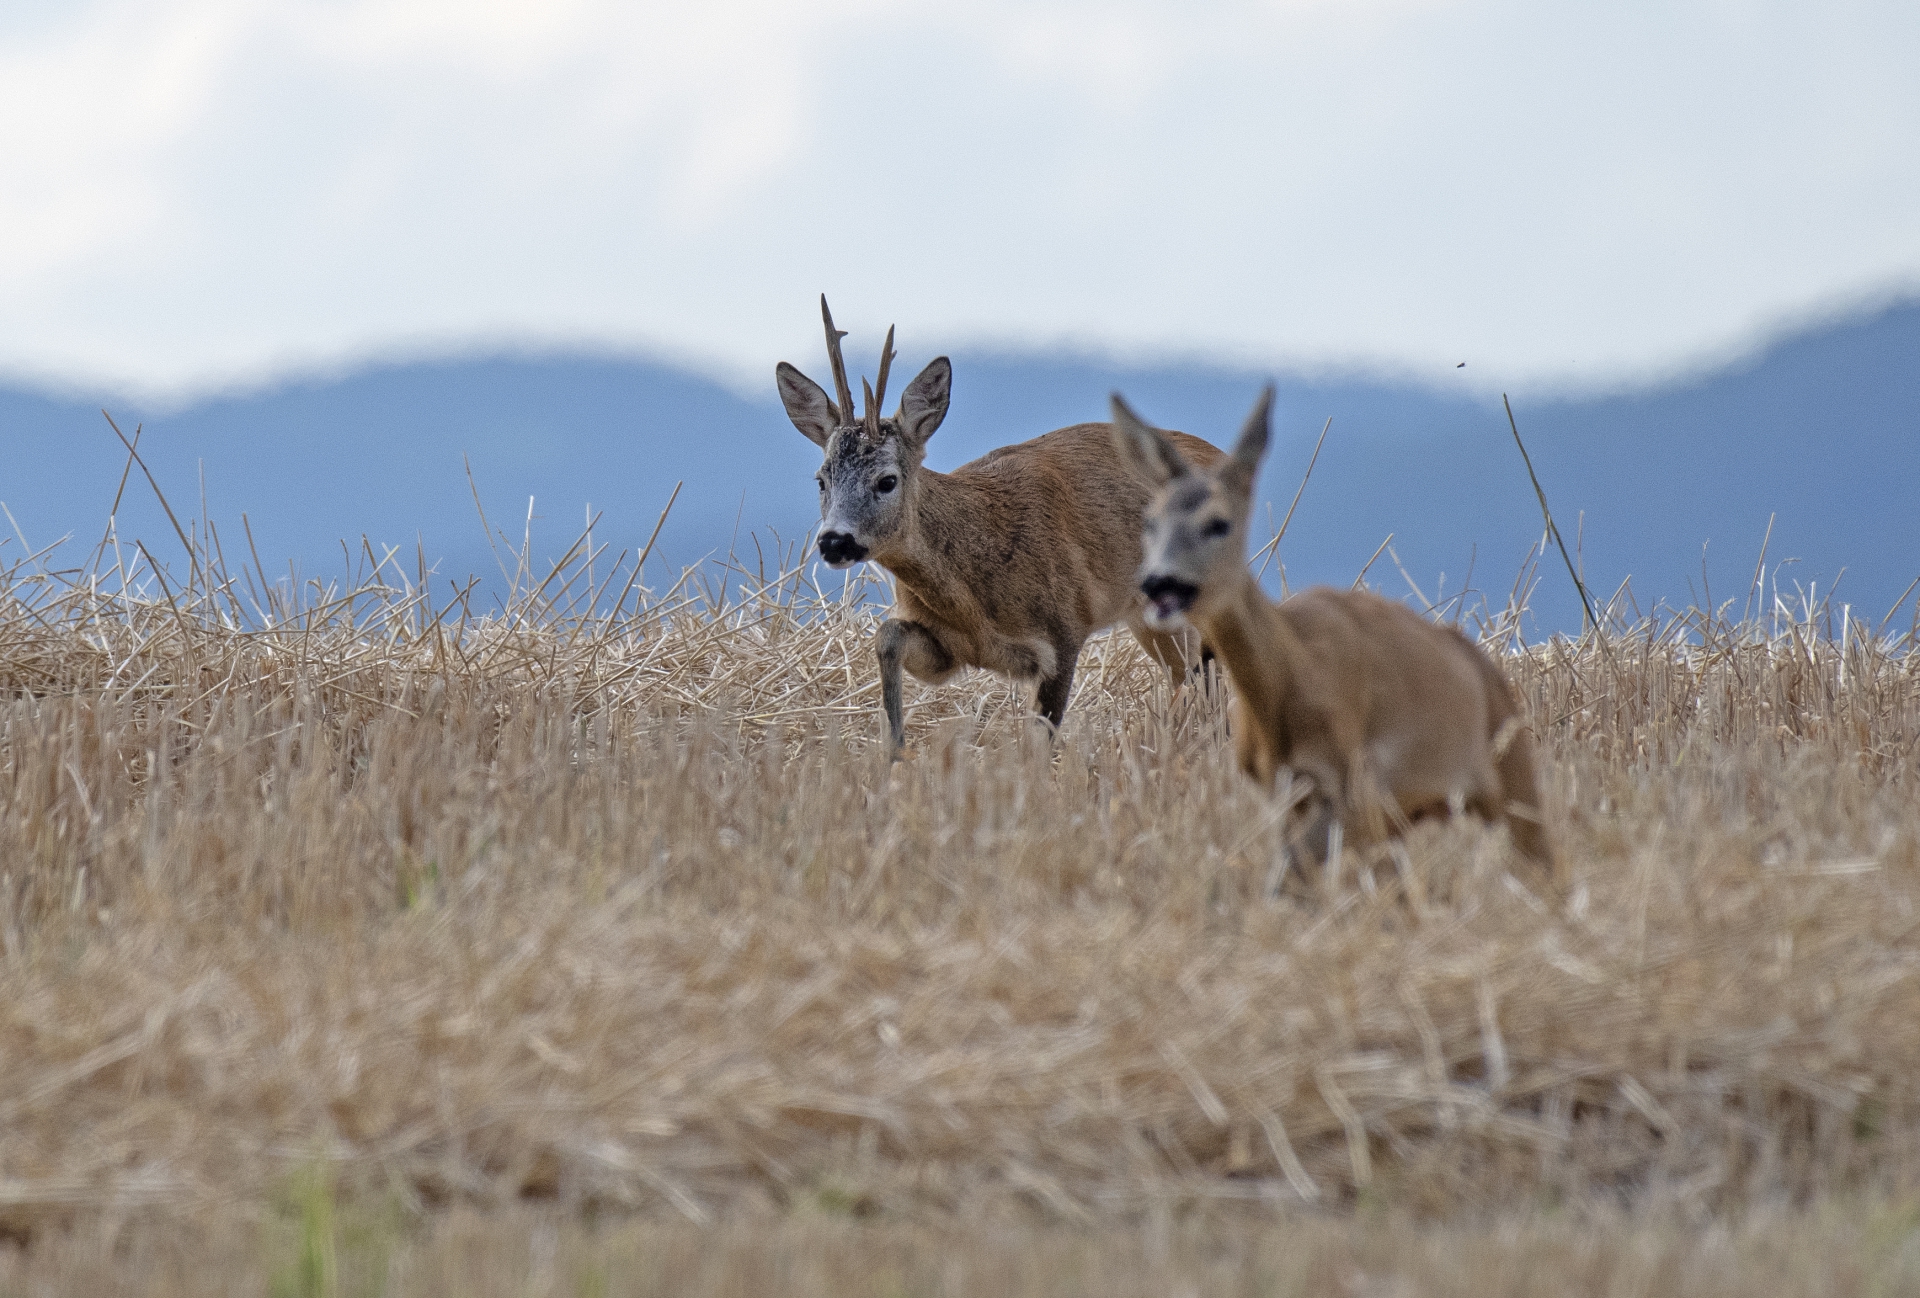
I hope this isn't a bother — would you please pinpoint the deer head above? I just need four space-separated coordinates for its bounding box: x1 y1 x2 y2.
776 297 952 569
1111 386 1274 629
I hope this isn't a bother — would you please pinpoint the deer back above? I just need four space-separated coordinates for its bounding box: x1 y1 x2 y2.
1267 589 1498 782
890 423 1224 654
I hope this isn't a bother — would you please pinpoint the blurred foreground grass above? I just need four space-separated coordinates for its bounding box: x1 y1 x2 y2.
15 1195 1920 1297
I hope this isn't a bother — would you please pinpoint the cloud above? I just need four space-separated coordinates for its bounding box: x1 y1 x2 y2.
277 0 872 219
0 0 246 289
0 0 861 283
0 0 1916 398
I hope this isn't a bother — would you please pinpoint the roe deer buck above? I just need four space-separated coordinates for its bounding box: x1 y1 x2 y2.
776 297 1224 752
1110 387 1557 880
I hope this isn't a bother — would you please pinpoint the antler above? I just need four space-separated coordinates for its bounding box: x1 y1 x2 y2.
864 324 896 439
819 295 855 423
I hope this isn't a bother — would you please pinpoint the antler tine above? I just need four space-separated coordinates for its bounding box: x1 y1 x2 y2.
871 324 896 426
819 295 855 424
862 377 878 439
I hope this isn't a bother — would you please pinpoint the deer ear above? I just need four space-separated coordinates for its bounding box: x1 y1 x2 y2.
898 357 952 446
1109 393 1189 486
776 362 839 447
1216 385 1274 497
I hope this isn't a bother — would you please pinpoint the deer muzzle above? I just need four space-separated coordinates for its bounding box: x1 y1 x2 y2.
1140 574 1200 628
818 530 868 569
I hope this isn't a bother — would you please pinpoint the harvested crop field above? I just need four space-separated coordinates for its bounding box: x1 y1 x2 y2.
3 516 1920 1295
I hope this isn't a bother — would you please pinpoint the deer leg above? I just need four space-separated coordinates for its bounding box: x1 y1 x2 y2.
1290 793 1340 867
1033 640 1082 734
1281 759 1349 867
1491 724 1558 884
875 619 951 754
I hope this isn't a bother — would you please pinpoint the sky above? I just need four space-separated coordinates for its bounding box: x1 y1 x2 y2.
3 0 1917 403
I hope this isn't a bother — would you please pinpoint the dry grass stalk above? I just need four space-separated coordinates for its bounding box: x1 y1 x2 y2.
0 498 1917 1278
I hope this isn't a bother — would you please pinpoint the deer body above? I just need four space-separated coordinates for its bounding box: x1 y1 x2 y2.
1204 580 1550 868
1112 388 1556 878
778 298 1221 750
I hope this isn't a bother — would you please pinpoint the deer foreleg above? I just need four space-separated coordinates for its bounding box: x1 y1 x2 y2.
876 619 951 754
1290 793 1340 867
1280 757 1348 868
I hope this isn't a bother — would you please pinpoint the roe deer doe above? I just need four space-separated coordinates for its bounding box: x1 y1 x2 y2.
1110 387 1557 880
776 297 1224 751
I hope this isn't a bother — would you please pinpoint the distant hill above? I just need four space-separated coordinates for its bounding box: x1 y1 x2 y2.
3 301 1916 634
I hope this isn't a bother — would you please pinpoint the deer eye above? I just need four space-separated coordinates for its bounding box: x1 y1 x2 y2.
1201 518 1231 538
875 475 899 494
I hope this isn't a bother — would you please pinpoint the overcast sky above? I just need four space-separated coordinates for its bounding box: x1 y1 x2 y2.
3 0 1916 401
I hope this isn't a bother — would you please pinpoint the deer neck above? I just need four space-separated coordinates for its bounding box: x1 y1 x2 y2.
1192 571 1298 720
868 468 976 598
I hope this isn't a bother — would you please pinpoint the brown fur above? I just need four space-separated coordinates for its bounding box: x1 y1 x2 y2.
777 304 1223 749
872 423 1224 730
1112 387 1558 883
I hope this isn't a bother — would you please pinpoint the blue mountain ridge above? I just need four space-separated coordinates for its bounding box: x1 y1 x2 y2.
2 300 1915 635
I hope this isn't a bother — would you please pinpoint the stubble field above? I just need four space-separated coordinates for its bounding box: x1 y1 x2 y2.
2 508 1919 1295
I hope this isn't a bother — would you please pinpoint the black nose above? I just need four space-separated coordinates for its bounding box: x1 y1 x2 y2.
1141 575 1198 604
1141 573 1200 621
818 531 868 565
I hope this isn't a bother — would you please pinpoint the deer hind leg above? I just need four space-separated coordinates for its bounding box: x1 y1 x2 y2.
875 619 954 754
1033 638 1083 734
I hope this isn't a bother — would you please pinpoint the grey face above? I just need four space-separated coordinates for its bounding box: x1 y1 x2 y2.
1139 475 1243 629
1111 385 1272 631
814 424 910 568
777 333 953 570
